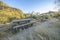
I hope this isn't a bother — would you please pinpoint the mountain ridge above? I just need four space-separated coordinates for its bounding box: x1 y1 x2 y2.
0 1 25 24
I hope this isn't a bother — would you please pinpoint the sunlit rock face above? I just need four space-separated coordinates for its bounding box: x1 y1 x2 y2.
9 18 60 40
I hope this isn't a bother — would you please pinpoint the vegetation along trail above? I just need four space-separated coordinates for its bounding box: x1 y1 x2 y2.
8 18 60 40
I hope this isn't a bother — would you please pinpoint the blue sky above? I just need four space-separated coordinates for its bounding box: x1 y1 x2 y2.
2 0 57 13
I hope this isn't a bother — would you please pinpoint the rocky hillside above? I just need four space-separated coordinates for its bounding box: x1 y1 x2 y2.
0 1 25 24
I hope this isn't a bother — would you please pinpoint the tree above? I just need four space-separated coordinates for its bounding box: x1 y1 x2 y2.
55 0 60 11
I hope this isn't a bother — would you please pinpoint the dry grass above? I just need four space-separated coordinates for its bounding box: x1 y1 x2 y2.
9 18 60 40
0 18 60 40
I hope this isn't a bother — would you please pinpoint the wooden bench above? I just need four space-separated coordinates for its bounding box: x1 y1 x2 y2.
12 19 31 25
11 21 35 33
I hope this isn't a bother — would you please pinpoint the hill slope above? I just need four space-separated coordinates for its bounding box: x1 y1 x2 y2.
0 1 25 24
